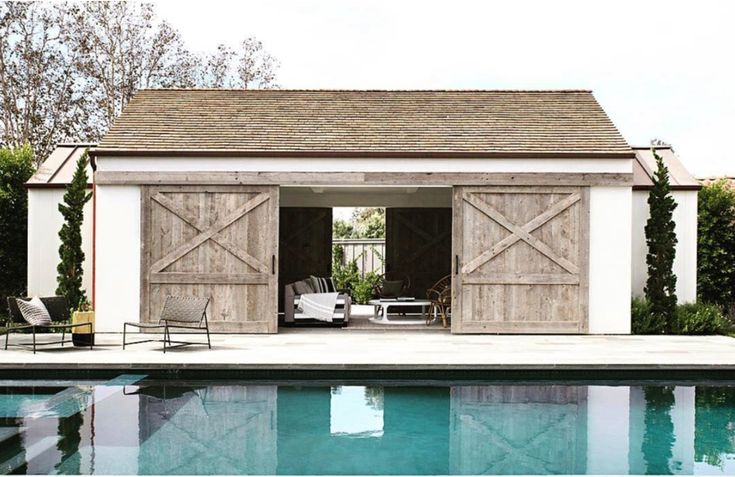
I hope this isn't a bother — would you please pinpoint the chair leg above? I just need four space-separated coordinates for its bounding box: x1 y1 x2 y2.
163 326 168 353
122 323 127 350
204 313 211 349
4 330 9 350
32 327 36 354
61 328 65 347
88 323 93 350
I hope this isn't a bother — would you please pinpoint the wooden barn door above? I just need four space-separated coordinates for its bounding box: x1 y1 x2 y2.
278 207 333 313
141 185 279 333
385 208 452 299
452 186 588 333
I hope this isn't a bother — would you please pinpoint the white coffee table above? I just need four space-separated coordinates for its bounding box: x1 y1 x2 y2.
368 299 432 325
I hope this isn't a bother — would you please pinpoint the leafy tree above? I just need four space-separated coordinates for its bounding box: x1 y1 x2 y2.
351 207 385 238
56 150 91 310
68 1 201 137
332 218 355 239
644 148 678 332
0 145 34 313
199 37 280 89
697 180 735 314
0 2 88 165
1 1 280 161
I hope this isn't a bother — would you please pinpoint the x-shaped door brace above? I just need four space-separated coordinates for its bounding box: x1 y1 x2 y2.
150 192 270 274
462 192 581 275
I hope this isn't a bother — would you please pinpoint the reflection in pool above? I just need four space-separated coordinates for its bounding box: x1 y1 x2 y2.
0 377 734 474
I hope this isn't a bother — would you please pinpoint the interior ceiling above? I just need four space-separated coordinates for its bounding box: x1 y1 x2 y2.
279 186 452 208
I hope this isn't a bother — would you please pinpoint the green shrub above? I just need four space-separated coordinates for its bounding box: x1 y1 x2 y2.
351 271 381 305
632 296 663 334
332 245 360 290
698 180 735 314
672 302 730 335
633 297 731 335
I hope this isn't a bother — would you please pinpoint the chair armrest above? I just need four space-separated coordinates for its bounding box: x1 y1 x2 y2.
284 285 296 323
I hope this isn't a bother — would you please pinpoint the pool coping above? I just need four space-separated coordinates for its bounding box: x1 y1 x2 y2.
1 332 734 379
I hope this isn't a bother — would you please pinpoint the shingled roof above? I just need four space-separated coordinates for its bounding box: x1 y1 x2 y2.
94 89 633 158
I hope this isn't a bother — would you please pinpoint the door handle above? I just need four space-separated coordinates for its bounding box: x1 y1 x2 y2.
272 255 276 275
455 255 459 275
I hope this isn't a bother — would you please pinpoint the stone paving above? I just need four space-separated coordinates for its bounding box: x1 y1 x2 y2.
0 330 734 370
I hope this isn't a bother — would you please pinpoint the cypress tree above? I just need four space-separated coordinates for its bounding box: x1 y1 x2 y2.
56 150 92 310
644 148 678 332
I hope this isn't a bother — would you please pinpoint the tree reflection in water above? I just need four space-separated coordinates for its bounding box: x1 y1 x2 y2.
695 387 735 468
55 411 83 474
642 386 675 475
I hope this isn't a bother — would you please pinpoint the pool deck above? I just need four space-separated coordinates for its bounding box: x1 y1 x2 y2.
1 330 735 373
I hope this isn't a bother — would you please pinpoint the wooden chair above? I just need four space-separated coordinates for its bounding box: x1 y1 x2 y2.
426 275 452 328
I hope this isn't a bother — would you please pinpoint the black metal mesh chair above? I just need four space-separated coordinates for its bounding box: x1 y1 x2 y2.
123 296 211 353
4 296 93 353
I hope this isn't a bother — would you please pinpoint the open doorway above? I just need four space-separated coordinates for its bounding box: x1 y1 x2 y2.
278 187 452 331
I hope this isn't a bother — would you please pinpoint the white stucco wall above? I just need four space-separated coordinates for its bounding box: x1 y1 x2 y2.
589 186 632 334
631 190 698 303
94 185 140 332
27 188 93 297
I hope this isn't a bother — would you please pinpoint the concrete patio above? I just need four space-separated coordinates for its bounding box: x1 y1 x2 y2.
1 330 735 372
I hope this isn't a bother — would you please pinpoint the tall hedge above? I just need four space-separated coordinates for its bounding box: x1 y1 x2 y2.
698 180 735 313
644 149 678 332
0 146 35 313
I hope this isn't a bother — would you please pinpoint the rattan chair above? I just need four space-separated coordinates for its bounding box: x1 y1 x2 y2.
426 275 452 328
4 296 93 353
123 296 211 353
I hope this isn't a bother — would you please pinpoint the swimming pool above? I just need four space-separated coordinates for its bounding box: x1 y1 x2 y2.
1 375 734 474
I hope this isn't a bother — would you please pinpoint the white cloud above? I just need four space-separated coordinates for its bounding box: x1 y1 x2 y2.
153 0 735 176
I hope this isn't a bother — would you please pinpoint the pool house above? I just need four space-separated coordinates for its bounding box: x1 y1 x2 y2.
88 89 643 334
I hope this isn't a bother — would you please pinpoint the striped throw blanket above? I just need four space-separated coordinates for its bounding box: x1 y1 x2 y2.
298 292 339 322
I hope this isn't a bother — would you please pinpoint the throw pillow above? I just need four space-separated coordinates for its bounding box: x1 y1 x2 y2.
310 275 329 293
293 280 314 296
15 297 53 326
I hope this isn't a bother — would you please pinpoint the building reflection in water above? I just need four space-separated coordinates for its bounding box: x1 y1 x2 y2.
11 382 735 475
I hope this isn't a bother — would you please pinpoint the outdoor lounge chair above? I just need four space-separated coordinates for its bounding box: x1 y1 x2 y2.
122 295 211 353
4 296 93 353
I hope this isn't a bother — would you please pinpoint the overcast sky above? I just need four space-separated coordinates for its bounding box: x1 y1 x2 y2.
154 0 734 177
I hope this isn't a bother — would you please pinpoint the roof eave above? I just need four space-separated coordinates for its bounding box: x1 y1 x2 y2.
633 184 702 191
90 149 636 160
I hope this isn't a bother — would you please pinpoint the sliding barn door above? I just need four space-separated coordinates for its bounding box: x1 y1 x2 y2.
141 185 279 332
385 208 452 299
452 186 588 333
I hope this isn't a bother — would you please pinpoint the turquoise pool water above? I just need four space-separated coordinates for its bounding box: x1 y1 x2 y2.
0 377 734 474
